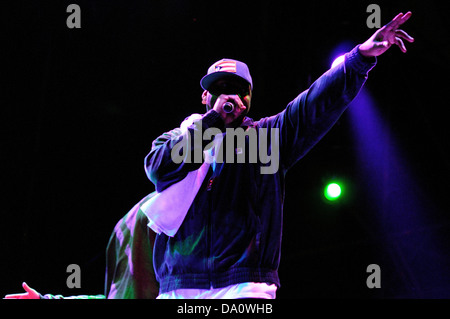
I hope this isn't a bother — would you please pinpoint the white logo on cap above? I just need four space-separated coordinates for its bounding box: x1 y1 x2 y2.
214 61 237 73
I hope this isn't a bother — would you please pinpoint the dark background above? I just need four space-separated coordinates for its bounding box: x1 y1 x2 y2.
2 0 449 299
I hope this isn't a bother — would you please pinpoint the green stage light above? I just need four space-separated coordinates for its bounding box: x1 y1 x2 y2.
324 182 342 201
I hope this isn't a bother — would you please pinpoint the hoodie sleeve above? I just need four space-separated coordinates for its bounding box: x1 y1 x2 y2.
258 45 376 171
144 111 225 192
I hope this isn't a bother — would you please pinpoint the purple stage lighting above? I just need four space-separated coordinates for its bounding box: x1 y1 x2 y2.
347 88 448 297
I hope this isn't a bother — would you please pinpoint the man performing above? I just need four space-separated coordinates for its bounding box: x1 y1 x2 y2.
4 12 414 300
143 12 414 299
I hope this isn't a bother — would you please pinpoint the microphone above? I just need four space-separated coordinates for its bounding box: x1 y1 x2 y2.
223 102 235 113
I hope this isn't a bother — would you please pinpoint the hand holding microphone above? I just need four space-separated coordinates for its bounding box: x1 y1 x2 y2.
212 94 247 126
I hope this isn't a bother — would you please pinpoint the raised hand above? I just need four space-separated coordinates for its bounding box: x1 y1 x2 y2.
359 11 415 57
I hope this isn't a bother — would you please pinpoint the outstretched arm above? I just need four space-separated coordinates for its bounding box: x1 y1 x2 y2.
359 11 414 57
261 11 414 170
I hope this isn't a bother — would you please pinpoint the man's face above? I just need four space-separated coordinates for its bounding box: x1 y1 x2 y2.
203 78 252 114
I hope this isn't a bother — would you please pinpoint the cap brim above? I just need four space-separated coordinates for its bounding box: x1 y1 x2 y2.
200 72 251 91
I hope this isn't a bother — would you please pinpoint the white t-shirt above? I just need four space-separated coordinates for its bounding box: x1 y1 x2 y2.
157 282 277 299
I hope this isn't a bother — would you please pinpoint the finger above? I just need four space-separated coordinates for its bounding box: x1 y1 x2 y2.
399 11 412 25
384 12 404 32
226 95 245 113
232 95 245 107
394 36 407 53
395 29 414 42
237 101 247 114
22 282 32 292
392 11 412 30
